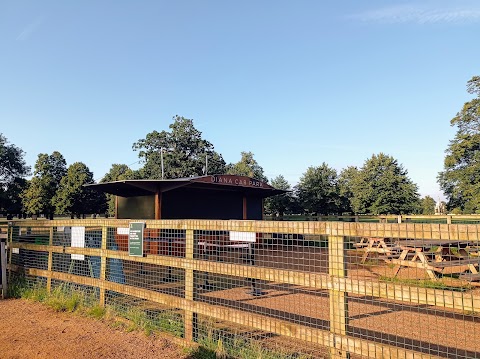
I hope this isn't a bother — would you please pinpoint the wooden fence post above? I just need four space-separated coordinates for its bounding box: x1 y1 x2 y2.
47 226 54 292
184 229 196 342
329 234 349 359
1 237 7 298
99 225 108 307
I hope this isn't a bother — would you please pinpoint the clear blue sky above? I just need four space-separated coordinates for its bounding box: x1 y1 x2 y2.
1 1 480 201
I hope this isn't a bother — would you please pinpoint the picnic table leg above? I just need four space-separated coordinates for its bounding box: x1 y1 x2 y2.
392 249 409 276
361 249 370 264
417 252 438 280
468 264 479 274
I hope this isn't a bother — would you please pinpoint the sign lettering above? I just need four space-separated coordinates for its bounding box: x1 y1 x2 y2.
129 222 145 257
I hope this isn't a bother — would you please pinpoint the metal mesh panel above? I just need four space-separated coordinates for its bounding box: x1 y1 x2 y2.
6 220 480 358
105 291 185 337
11 249 48 270
195 314 329 358
347 232 480 359
113 259 185 296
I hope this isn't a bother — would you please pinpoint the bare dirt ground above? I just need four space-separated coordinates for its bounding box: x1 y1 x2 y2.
0 299 189 359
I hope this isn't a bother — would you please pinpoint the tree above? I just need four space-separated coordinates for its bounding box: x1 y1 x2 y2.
133 116 226 179
438 76 480 213
0 134 30 214
2 177 28 215
101 164 136 216
338 166 359 214
52 162 106 218
226 151 268 182
22 152 67 218
264 175 293 218
295 163 342 215
420 196 436 215
350 153 420 215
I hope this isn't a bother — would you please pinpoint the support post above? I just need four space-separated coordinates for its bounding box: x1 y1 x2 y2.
99 225 108 307
184 229 196 342
47 226 54 292
155 192 162 220
1 237 7 298
447 215 452 224
7 222 13 282
329 235 349 359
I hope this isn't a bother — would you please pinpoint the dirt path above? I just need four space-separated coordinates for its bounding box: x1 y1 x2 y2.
0 299 189 359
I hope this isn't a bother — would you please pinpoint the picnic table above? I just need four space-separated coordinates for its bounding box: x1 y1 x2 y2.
387 239 480 280
354 237 401 263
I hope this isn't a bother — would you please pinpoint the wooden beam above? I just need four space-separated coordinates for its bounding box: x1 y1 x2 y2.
184 229 195 342
155 192 162 220
329 235 349 359
10 242 480 313
99 225 108 306
46 227 53 292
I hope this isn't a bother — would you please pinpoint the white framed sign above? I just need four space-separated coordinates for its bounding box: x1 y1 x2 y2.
229 231 256 242
71 226 85 261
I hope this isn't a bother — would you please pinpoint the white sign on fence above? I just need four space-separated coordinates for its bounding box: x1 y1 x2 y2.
71 226 85 261
229 231 256 242
117 227 129 235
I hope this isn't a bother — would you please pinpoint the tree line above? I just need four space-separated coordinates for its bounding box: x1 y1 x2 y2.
1 76 478 218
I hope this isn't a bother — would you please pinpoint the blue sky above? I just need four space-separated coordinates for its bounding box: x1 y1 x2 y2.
1 1 480 201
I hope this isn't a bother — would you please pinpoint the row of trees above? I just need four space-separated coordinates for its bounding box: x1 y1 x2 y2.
264 156 438 217
0 117 284 218
2 74 478 218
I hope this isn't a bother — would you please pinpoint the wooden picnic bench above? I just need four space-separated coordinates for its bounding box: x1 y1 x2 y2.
388 239 480 280
355 237 401 263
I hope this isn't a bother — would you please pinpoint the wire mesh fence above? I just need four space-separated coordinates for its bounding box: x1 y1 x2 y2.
3 219 480 358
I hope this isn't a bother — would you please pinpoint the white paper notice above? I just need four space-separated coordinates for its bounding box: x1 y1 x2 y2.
117 227 129 235
12 247 20 254
71 226 85 260
229 231 256 242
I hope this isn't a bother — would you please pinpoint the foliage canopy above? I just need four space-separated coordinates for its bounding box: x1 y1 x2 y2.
439 76 480 213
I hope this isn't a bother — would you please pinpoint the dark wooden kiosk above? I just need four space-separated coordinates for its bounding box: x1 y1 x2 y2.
87 174 284 220
87 175 285 295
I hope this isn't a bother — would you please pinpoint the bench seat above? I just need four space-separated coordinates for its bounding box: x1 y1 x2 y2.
429 258 480 268
459 273 480 282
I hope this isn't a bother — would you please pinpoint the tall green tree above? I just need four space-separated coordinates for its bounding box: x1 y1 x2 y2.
420 196 436 215
0 134 30 214
438 76 480 213
22 152 67 218
350 153 420 215
264 175 292 218
2 177 28 215
338 166 359 214
226 151 268 182
295 163 341 215
53 162 106 218
101 164 135 216
133 116 226 179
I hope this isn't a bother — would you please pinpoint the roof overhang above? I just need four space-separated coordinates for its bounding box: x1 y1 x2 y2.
86 175 286 198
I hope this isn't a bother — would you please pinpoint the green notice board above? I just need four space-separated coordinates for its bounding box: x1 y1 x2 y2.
129 222 145 257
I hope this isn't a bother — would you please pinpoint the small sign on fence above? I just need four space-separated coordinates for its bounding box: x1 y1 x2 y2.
71 226 86 261
129 222 145 257
229 231 256 242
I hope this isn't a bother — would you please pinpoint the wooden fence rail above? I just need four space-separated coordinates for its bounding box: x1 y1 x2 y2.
3 219 480 359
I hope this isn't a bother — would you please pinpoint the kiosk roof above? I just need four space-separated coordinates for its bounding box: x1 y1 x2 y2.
86 175 286 198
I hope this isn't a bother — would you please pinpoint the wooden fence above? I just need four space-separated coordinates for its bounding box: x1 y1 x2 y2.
3 219 480 359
